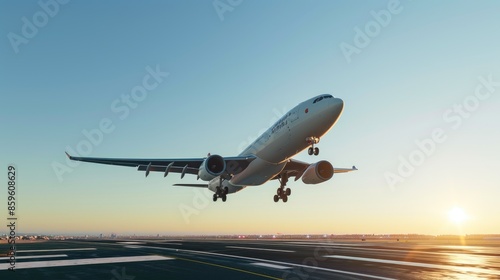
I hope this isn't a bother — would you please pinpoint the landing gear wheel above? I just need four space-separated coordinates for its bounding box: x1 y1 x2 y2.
274 173 291 203
213 178 231 202
306 137 320 156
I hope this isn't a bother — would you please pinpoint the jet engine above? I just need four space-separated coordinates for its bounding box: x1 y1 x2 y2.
198 154 226 181
301 160 334 184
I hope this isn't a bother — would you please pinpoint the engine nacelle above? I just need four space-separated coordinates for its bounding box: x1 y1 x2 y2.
301 160 334 184
198 154 226 181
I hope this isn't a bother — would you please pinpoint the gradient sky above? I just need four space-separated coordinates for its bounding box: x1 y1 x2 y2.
1 1 500 236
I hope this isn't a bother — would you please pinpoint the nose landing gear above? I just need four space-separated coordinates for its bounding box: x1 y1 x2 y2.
306 137 320 156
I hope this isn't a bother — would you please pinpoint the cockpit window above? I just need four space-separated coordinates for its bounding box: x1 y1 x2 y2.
313 95 333 103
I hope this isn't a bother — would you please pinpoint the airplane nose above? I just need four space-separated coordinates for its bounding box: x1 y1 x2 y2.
333 97 344 111
326 97 344 120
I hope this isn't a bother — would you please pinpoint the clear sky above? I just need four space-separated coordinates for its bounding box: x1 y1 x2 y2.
1 0 500 236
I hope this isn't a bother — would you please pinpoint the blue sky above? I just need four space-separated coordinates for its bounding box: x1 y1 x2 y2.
1 0 500 235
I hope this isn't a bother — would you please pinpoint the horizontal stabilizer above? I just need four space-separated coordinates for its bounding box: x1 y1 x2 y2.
333 166 359 173
173 183 208 188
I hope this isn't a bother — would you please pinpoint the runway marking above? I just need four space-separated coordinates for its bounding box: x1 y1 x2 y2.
281 242 482 258
17 248 96 253
325 255 500 276
174 256 281 280
139 245 396 280
124 245 143 249
0 254 67 260
117 241 145 245
0 255 172 270
226 246 295 253
251 262 292 270
287 242 364 246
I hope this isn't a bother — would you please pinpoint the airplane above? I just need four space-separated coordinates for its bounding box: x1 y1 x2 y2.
66 94 357 203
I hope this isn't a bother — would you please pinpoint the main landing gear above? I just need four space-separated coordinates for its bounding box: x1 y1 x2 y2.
213 176 229 202
273 173 291 203
213 186 229 202
306 137 320 156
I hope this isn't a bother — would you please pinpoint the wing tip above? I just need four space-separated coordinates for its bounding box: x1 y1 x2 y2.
65 152 77 161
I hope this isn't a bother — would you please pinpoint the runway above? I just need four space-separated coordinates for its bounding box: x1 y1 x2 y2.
2 238 499 279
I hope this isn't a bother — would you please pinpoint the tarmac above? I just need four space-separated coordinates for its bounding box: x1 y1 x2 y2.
1 238 499 279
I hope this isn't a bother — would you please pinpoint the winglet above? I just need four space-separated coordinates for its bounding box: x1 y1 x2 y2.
353 165 358 170
65 152 72 159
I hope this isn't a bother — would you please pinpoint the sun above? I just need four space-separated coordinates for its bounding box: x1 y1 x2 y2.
448 207 467 224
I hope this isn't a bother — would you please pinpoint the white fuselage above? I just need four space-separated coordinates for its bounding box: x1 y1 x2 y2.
214 95 344 193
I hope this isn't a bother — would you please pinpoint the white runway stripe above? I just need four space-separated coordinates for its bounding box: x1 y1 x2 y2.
226 246 294 253
0 255 173 270
251 262 292 270
0 254 67 260
140 245 395 280
124 245 143 249
325 255 500 276
17 248 96 253
287 242 363 246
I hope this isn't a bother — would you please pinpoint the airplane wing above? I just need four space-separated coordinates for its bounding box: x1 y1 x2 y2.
277 159 358 181
65 152 255 178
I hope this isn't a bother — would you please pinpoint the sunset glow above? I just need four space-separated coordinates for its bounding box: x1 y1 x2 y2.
449 207 467 225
